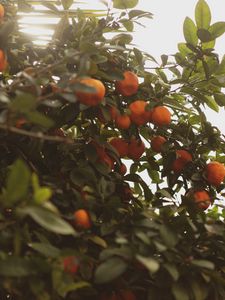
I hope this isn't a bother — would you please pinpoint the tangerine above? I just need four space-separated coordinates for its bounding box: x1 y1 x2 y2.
119 163 127 175
0 49 7 72
151 106 171 126
176 149 192 163
115 71 139 97
73 209 91 229
110 138 128 157
129 100 152 126
63 256 79 274
115 114 131 129
151 136 166 153
0 4 4 18
127 138 145 160
75 77 105 106
205 161 225 186
193 190 211 210
172 149 192 173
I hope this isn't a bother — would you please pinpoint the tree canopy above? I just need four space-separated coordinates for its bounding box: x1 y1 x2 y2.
0 0 225 299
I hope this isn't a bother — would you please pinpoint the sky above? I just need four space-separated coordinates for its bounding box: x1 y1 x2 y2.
133 0 225 133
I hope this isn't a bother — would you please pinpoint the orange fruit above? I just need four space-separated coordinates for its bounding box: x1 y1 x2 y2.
129 100 152 126
63 256 79 274
73 209 91 229
151 136 166 153
110 138 128 157
100 152 115 170
176 149 192 163
127 138 145 160
75 77 105 106
151 106 171 126
193 190 211 210
0 49 7 72
115 114 131 129
0 4 4 18
109 106 119 121
172 150 192 173
115 71 139 97
205 161 225 186
119 163 127 175
172 158 186 173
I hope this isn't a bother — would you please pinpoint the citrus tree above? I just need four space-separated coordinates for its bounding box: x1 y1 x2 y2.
1 0 225 299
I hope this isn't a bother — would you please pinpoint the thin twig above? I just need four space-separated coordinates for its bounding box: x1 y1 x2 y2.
0 124 74 144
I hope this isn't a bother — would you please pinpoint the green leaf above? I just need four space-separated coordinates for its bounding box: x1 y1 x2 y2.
172 282 189 300
197 29 212 42
61 0 73 10
113 0 139 9
94 257 127 283
195 0 211 29
191 259 215 270
204 95 219 112
209 22 225 39
34 188 52 204
183 17 198 46
6 160 30 204
120 20 134 32
19 206 76 235
164 263 179 281
160 225 178 248
11 93 36 113
129 10 153 19
0 257 35 277
214 93 225 106
26 111 54 128
29 243 60 258
136 255 159 274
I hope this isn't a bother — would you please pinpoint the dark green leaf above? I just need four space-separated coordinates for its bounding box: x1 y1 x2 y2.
160 225 178 248
29 243 60 258
6 160 30 204
195 0 211 29
172 282 189 300
19 206 76 235
26 111 54 128
0 257 35 277
94 257 127 283
197 29 212 42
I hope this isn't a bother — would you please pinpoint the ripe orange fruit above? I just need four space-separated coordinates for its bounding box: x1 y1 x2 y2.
115 71 139 97
172 149 192 173
205 161 225 186
127 138 145 160
101 152 115 170
119 163 127 175
0 49 7 72
129 100 152 126
75 78 105 106
73 209 91 229
63 256 79 274
151 136 166 153
176 149 192 163
109 106 119 120
110 138 128 157
151 106 171 126
115 114 131 129
0 4 4 18
193 190 211 210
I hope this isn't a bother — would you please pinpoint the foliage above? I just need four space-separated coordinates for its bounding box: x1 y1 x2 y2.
0 0 225 299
